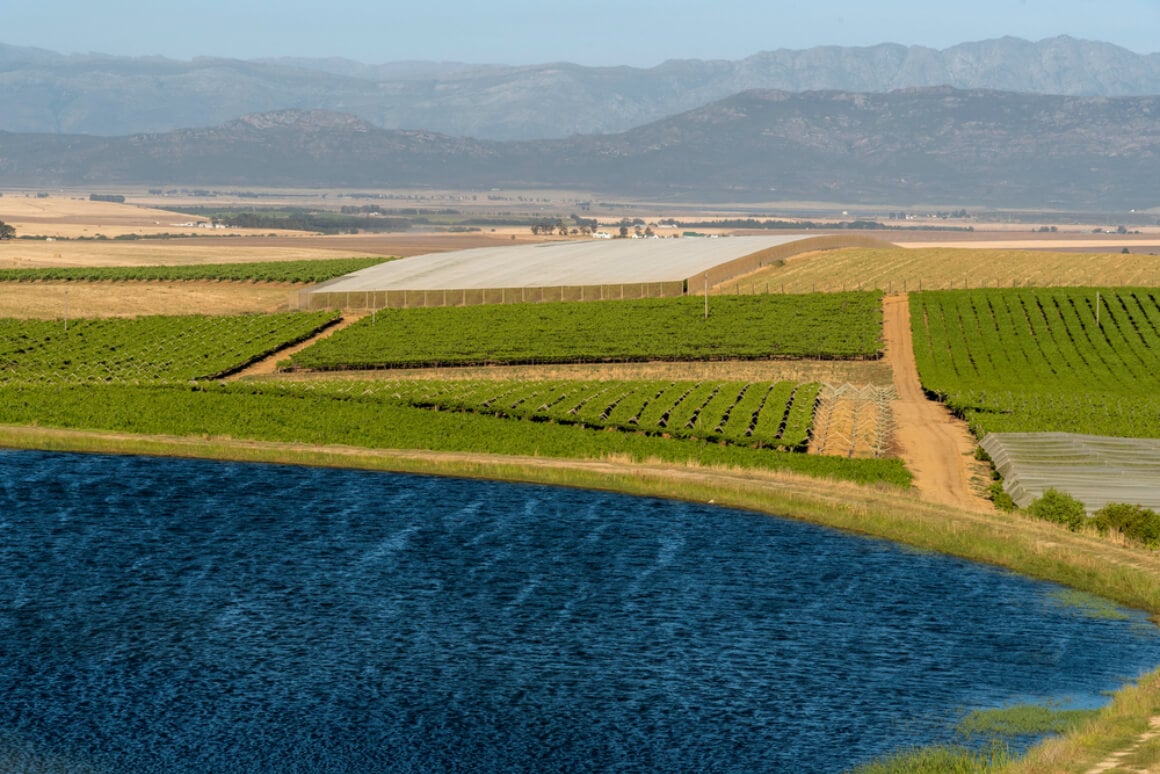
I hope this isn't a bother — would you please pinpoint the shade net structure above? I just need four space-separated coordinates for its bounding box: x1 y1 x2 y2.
981 432 1160 513
292 234 891 311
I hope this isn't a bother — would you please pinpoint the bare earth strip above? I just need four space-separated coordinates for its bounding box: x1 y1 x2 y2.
883 294 991 511
230 315 365 378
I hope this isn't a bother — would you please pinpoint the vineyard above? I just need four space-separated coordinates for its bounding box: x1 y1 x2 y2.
289 292 883 370
0 257 391 284
0 382 912 486
726 248 1160 295
270 378 822 451
909 288 1160 438
0 311 339 383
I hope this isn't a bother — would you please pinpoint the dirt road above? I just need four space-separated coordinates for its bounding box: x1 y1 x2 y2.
882 294 991 512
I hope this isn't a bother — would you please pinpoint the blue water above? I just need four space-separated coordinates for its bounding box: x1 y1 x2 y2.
1 452 1159 773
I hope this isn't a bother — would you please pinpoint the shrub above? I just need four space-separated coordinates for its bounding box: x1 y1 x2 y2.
1026 488 1087 531
1093 503 1160 548
987 481 1017 512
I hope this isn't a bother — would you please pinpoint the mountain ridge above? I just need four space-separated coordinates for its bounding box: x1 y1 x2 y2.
2 87 1156 210
2 36 1159 140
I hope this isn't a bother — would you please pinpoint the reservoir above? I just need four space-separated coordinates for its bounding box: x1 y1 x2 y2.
2 451 1159 772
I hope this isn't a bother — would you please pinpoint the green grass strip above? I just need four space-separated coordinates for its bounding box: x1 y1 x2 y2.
0 257 392 284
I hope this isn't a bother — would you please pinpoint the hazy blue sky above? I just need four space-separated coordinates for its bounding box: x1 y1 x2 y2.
6 0 1158 66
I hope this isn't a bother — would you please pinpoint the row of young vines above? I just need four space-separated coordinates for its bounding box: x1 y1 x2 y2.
270 379 821 451
910 288 1160 438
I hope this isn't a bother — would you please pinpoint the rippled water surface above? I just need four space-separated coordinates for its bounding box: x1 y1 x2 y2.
2 451 1160 772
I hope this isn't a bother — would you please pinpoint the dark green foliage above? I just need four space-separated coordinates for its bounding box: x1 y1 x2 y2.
205 210 411 233
1026 488 1087 530
1093 503 1160 548
0 257 392 284
987 482 1017 512
0 220 14 240
291 292 883 370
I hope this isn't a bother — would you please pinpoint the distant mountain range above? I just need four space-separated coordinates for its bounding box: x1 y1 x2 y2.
1 36 1159 140
2 88 1156 210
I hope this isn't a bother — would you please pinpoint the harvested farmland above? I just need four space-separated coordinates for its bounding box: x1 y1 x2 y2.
0 311 339 383
0 257 392 284
910 288 1160 438
290 292 883 370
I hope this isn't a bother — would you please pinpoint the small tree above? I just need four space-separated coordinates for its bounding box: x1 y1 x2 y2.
0 220 14 240
1093 503 1160 548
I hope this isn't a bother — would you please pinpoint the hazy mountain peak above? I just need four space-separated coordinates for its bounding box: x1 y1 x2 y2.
1 36 1159 140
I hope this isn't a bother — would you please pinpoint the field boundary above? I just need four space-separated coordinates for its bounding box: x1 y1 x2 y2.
883 294 991 511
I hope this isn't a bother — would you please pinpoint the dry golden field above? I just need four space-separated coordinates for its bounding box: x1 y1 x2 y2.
719 247 1160 294
0 282 298 318
0 240 388 270
0 195 309 239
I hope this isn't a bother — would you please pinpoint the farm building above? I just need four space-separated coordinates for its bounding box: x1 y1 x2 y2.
293 234 890 311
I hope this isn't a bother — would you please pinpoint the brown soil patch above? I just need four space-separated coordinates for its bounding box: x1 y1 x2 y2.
231 315 364 378
883 294 991 511
0 281 298 318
